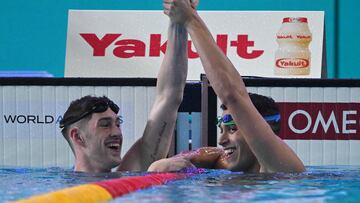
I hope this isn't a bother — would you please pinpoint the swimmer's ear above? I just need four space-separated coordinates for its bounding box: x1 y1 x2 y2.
69 127 85 146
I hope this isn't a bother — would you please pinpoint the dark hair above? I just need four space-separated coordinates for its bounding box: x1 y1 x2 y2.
220 93 281 134
60 95 116 152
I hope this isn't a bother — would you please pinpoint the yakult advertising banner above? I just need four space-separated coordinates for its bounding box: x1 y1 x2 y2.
65 10 324 79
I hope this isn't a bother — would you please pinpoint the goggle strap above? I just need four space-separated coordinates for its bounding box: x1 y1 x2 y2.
263 114 281 122
216 113 281 127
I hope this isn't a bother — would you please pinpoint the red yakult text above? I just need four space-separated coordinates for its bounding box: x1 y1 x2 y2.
276 58 309 68
80 33 264 59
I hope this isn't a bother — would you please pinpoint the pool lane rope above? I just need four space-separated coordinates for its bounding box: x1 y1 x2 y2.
15 169 204 203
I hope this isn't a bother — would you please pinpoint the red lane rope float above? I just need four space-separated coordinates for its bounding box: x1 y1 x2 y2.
15 169 204 203
95 173 183 197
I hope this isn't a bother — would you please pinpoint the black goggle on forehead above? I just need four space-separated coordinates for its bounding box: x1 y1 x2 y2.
59 100 120 128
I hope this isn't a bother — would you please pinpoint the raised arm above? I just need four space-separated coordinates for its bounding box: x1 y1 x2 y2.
118 16 188 171
168 0 304 173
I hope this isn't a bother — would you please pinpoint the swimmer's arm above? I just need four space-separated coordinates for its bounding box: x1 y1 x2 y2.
185 9 245 103
184 5 304 173
118 21 188 171
147 157 195 172
231 100 305 173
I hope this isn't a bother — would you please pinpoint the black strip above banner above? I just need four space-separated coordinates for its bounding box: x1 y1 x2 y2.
0 77 157 86
2 77 360 87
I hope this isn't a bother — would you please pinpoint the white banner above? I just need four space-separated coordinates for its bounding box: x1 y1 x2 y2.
65 10 324 79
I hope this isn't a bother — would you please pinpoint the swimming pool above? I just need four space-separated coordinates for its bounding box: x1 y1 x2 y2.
1 166 360 202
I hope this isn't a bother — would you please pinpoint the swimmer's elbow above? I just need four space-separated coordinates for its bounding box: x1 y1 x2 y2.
284 162 306 173
157 88 184 108
220 89 248 108
294 163 306 173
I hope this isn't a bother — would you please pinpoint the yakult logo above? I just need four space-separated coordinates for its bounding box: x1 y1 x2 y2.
80 33 264 59
277 35 311 39
276 58 309 68
278 103 360 140
274 17 312 75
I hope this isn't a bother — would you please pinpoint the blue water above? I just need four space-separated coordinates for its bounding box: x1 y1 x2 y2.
0 167 145 202
1 166 360 203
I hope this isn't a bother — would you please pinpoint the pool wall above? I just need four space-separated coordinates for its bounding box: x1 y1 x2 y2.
1 77 360 167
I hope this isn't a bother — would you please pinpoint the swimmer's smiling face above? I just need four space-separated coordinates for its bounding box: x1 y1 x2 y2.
79 108 123 171
218 110 256 172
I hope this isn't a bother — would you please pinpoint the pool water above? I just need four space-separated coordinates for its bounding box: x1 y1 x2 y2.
0 167 146 202
1 166 360 202
112 166 360 203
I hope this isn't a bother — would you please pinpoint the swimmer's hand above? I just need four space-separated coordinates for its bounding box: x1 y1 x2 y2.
147 157 196 172
174 147 228 169
163 0 198 24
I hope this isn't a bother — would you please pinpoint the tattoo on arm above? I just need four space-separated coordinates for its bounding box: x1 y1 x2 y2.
150 122 167 161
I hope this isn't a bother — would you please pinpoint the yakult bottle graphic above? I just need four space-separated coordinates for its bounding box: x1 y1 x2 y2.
275 17 312 75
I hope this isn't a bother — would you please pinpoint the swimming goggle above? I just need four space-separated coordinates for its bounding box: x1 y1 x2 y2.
216 114 235 127
217 113 280 127
60 100 121 128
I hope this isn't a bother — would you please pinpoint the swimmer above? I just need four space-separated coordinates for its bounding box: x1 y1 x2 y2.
59 10 191 172
148 0 304 173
